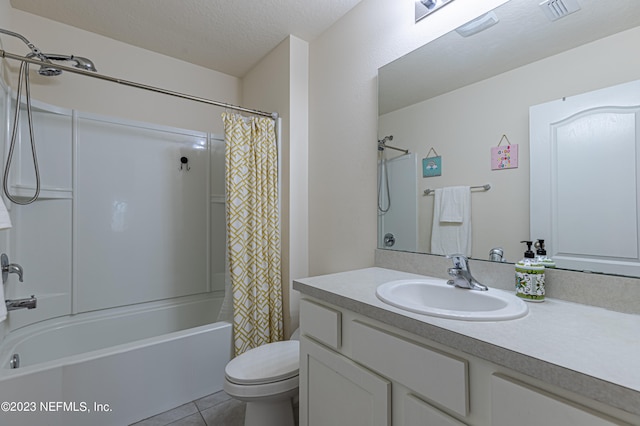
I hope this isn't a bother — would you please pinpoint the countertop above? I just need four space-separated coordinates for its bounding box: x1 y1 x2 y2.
293 267 640 417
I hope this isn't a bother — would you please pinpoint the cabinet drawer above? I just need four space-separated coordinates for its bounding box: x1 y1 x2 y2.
300 299 341 349
491 374 622 426
351 320 468 416
403 393 468 426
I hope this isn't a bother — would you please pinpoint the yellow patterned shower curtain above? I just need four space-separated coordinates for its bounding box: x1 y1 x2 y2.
223 112 284 356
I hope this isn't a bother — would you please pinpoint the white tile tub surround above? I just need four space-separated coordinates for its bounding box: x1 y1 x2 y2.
293 267 640 417
0 298 231 426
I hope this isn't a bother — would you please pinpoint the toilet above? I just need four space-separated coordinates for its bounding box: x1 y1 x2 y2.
224 331 300 426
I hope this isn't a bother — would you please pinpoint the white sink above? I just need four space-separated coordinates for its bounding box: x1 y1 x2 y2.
376 278 528 321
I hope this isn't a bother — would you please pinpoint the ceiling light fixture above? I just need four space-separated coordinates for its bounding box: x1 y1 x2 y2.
455 11 499 37
415 0 455 23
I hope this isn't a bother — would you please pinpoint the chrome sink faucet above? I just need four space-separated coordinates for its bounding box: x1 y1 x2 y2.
447 254 488 291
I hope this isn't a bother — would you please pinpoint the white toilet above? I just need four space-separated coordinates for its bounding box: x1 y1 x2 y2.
224 332 300 426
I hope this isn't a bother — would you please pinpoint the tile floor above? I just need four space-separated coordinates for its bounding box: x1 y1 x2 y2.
130 390 245 426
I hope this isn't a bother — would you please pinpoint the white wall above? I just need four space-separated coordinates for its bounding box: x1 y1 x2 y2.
379 25 640 262
0 1 241 134
308 0 508 275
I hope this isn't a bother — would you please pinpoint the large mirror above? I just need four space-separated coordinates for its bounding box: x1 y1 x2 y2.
378 0 640 276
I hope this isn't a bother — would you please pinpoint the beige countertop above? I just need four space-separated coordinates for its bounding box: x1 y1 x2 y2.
293 267 640 417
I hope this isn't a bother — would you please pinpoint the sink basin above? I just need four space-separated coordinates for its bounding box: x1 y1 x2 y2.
376 278 528 321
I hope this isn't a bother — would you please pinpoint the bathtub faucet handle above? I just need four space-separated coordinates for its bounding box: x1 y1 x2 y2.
1 253 24 283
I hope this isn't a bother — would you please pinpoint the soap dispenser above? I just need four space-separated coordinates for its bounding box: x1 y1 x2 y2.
535 239 556 268
515 240 545 302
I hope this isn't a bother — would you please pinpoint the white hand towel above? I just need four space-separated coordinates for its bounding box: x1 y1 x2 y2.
431 186 472 256
439 186 467 223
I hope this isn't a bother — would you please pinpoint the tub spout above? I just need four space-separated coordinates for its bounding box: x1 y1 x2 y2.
6 295 37 311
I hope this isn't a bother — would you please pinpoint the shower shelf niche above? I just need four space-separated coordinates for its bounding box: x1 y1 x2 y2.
9 185 72 200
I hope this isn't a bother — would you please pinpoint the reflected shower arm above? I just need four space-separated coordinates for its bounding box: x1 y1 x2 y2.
378 135 409 154
383 144 409 154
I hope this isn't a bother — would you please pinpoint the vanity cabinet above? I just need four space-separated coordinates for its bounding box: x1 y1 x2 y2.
299 299 390 426
298 297 636 426
299 299 468 426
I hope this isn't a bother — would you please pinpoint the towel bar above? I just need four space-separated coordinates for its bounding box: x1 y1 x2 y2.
423 184 491 196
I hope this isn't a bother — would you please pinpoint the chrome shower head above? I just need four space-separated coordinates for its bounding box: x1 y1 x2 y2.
37 64 63 76
69 56 97 72
24 52 63 76
0 29 97 76
41 54 98 73
0 28 63 76
377 135 393 151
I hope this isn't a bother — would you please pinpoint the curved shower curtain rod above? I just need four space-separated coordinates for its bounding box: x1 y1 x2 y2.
0 49 279 120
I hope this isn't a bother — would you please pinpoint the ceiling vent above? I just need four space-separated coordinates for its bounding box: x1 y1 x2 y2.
539 0 581 21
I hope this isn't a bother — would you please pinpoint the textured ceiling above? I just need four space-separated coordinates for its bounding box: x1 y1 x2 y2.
379 0 640 114
9 0 362 77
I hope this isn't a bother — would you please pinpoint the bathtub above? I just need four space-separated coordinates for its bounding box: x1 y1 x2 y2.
0 295 232 426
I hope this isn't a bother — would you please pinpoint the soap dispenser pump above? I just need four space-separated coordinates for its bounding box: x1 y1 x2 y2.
535 239 556 268
515 240 545 302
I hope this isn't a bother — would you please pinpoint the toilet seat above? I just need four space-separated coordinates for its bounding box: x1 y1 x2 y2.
224 373 299 400
225 340 299 385
224 339 300 426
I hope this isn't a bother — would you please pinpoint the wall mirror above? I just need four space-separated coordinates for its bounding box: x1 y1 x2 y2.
377 0 640 277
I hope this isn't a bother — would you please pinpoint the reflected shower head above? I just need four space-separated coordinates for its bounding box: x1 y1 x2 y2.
377 135 409 155
378 135 393 151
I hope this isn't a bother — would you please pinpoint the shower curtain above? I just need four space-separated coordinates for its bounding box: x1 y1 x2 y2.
223 112 284 356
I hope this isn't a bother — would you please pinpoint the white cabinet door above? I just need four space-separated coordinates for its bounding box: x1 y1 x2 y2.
299 336 391 426
491 374 622 426
403 393 468 426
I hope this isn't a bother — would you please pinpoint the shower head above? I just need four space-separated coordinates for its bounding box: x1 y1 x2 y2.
36 63 62 76
23 53 97 76
41 54 98 73
377 135 409 155
0 28 62 75
0 29 97 76
24 52 63 76
71 56 97 72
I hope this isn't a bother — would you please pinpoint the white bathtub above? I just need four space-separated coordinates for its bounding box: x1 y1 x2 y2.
0 295 232 426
